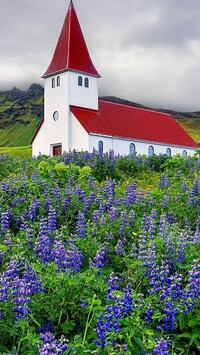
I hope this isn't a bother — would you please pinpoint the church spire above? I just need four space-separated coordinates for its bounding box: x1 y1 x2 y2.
43 1 100 78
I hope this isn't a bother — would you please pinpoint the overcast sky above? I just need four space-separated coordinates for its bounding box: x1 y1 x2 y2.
1 0 200 111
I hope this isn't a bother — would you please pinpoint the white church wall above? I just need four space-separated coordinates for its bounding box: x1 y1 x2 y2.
70 113 89 151
32 122 45 157
68 72 98 110
41 73 70 155
89 134 196 157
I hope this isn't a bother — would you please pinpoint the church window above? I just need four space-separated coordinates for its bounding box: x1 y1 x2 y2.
148 145 154 156
129 143 135 156
52 78 55 88
57 76 60 86
98 141 103 155
78 76 83 86
84 77 89 88
183 150 187 157
166 148 171 157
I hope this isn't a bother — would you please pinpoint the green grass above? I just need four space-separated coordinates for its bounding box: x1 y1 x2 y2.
0 117 40 146
174 116 200 145
0 145 32 158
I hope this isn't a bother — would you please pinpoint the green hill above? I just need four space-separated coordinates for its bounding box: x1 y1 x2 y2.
0 85 200 147
0 84 44 146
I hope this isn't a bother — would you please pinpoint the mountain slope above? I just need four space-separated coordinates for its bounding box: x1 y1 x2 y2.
0 84 44 146
0 86 199 147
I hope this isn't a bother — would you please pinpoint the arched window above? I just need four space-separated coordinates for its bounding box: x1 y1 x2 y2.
78 76 82 86
84 77 89 88
52 78 55 88
166 148 171 157
183 150 187 157
98 141 103 155
129 143 135 156
57 76 60 86
148 145 154 157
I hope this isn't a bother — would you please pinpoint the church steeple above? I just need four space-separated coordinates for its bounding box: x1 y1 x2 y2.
43 0 100 78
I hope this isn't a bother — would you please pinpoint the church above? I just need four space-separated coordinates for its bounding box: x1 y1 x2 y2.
31 0 199 157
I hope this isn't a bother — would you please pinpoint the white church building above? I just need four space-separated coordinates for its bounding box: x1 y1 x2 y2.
31 0 199 157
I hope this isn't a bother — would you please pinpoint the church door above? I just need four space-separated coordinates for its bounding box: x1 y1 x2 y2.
53 145 62 156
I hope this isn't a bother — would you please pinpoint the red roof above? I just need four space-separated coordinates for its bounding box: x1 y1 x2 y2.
43 0 100 78
71 101 199 148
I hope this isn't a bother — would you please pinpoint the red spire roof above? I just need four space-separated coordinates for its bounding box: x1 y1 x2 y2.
43 0 100 78
71 101 199 148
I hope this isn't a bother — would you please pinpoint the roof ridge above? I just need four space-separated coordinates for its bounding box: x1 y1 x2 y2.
99 99 171 117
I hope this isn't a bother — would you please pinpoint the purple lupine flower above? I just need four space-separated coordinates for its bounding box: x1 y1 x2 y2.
152 338 170 355
76 211 87 238
125 182 137 207
94 276 133 349
38 332 69 355
108 207 119 221
181 179 188 192
192 178 199 196
137 188 145 203
65 244 83 274
27 198 40 221
184 261 200 313
119 210 127 239
0 258 42 322
187 190 195 206
160 300 176 331
158 174 170 189
88 174 94 189
51 238 67 272
143 306 153 325
115 239 125 256
159 214 168 238
54 185 61 200
128 209 135 226
1 211 11 231
90 245 109 269
167 212 174 225
175 232 188 264
44 198 53 212
25 227 34 248
129 242 138 259
48 208 57 232
75 185 85 202
141 213 150 232
34 234 51 263
161 193 170 207
92 209 102 223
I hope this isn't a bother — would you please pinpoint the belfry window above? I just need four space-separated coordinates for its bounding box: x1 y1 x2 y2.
84 77 89 88
129 143 135 156
98 141 103 155
57 76 60 86
148 145 154 156
52 78 55 88
78 76 83 86
166 148 171 157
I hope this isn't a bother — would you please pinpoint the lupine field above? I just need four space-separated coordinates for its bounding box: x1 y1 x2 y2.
0 150 200 355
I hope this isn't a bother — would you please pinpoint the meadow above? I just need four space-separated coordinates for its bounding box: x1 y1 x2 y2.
0 150 200 354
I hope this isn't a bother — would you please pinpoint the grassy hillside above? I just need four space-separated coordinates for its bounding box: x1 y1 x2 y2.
0 86 200 148
0 84 43 146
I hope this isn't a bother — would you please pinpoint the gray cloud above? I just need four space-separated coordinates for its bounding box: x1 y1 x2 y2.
1 0 200 111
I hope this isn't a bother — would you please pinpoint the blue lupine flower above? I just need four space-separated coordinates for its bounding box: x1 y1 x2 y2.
38 332 69 355
90 245 109 269
76 211 87 238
